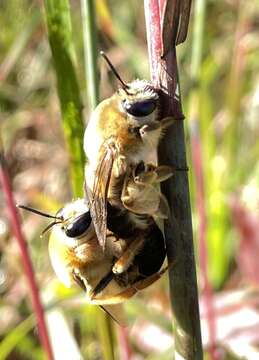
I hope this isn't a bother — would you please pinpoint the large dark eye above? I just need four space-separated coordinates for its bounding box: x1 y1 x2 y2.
123 99 157 117
65 211 91 238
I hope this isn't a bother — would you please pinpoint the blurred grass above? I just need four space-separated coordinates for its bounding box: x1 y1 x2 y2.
0 316 35 359
81 0 99 109
44 0 85 198
1 0 259 359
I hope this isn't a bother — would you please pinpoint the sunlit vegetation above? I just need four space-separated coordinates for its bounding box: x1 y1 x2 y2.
1 1 259 359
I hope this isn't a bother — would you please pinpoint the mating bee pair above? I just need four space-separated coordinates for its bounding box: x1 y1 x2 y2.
19 52 175 321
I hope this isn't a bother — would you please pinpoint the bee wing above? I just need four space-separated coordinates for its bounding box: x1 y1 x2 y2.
87 142 116 249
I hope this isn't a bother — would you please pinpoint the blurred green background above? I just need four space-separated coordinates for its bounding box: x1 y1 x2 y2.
1 0 259 359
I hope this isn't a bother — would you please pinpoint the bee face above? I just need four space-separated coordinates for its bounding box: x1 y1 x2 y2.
48 200 98 288
55 199 93 246
118 80 159 119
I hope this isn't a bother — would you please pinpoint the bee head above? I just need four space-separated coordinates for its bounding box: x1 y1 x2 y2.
18 199 92 241
100 51 159 118
56 199 92 240
118 80 159 118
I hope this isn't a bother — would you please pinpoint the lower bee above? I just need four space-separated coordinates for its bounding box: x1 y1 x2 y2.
18 199 168 323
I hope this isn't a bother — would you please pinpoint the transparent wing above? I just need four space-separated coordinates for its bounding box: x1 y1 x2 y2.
86 142 116 250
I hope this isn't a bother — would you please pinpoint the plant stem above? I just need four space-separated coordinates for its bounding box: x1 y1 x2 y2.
0 140 53 360
81 0 99 109
96 308 115 360
188 0 218 358
44 0 85 197
144 1 203 359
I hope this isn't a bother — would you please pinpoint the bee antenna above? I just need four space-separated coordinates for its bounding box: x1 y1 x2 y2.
40 220 63 237
100 51 130 91
17 204 62 221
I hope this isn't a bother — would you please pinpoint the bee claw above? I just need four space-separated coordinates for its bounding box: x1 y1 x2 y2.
140 122 160 134
112 263 123 274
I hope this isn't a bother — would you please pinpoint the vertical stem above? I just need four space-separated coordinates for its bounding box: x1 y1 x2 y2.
96 309 115 360
144 1 203 359
191 131 217 359
0 142 53 360
189 0 218 358
190 0 206 79
117 327 132 360
144 0 162 86
81 0 99 109
44 0 85 197
225 0 247 170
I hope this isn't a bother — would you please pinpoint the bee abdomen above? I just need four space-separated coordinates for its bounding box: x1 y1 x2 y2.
134 224 166 277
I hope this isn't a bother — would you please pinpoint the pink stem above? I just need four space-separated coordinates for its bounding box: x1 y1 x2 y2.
118 327 132 360
0 155 54 360
144 0 161 85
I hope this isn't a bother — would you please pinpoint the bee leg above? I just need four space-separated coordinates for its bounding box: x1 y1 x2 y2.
131 162 157 185
131 265 169 290
113 155 127 178
138 164 186 184
139 121 160 134
133 164 173 185
91 266 169 303
154 165 174 182
154 193 170 219
112 237 146 274
72 271 87 292
120 195 133 208
90 271 114 299
120 169 134 205
134 171 157 185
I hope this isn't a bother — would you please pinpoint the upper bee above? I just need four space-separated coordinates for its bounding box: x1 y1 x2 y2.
83 52 173 249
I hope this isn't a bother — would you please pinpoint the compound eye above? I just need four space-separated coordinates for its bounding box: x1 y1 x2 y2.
65 211 91 238
123 99 157 117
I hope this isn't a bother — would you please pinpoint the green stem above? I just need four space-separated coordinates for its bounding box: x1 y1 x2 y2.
190 0 206 80
44 0 85 197
81 0 99 109
96 308 115 360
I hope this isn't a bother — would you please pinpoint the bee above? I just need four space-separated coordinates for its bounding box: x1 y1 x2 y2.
84 52 174 248
18 199 168 323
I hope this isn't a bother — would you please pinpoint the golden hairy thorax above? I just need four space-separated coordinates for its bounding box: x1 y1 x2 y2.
95 95 143 153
